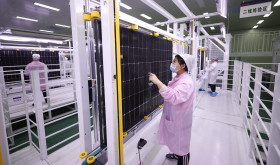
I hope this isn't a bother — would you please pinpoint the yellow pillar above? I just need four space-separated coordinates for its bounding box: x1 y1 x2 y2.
114 0 124 164
190 21 193 55
0 146 3 165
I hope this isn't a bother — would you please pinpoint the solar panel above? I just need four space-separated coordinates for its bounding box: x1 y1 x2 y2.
94 21 173 134
120 27 173 131
0 50 60 82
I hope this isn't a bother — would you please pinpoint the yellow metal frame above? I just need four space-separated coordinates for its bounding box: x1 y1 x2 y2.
83 13 91 21
91 11 100 19
198 47 205 51
114 1 124 164
0 147 3 165
132 25 138 31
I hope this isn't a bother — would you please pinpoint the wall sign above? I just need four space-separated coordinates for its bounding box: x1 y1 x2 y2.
240 0 272 18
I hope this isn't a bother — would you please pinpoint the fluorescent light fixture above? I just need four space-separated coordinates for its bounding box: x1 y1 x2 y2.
34 2 60 11
16 16 38 22
55 24 71 28
39 30 54 33
3 29 12 34
120 2 132 10
257 20 264 24
210 27 215 30
220 24 226 38
156 22 165 27
203 12 210 18
142 0 175 20
274 0 280 6
264 11 273 17
0 35 64 44
140 14 152 20
222 27 226 38
253 25 258 29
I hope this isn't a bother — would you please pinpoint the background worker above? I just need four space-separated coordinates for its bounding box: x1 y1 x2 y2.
206 56 219 97
24 54 49 103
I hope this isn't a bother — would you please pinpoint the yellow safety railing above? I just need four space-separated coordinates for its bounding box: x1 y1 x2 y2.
0 147 3 165
114 0 124 164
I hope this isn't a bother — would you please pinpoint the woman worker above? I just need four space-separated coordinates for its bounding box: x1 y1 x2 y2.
149 54 194 165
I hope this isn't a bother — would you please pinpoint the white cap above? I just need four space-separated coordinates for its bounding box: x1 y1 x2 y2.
32 54 40 60
212 56 218 61
176 54 195 71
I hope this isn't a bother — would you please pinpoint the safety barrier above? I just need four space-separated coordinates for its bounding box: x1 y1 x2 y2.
231 31 280 53
231 60 280 165
0 66 80 160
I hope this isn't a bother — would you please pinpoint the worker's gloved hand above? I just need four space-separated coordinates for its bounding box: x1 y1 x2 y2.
149 73 161 85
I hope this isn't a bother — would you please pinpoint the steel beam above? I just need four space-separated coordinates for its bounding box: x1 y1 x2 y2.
154 12 219 26
100 0 120 164
141 0 175 20
70 0 92 153
119 12 183 41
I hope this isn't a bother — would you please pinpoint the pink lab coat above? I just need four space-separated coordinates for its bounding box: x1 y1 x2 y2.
24 61 48 91
158 72 194 156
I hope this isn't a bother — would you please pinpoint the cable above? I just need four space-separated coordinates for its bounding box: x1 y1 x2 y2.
138 148 142 165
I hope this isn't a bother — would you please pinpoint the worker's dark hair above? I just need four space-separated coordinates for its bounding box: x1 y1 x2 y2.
175 55 188 72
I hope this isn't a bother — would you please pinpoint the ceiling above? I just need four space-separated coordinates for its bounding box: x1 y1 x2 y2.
0 0 71 37
0 0 280 38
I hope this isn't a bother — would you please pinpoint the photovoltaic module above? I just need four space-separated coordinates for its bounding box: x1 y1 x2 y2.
0 50 60 82
120 27 173 131
94 20 173 133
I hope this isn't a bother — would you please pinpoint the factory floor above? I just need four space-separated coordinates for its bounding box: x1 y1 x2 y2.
10 89 254 165
143 89 253 165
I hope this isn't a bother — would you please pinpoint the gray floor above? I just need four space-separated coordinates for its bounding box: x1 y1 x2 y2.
10 90 254 165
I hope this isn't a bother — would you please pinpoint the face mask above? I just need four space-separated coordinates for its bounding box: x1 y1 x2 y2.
170 63 178 73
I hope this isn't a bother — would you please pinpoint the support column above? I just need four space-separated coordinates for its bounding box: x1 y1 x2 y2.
192 21 199 78
249 68 262 156
100 0 120 164
240 63 251 130
179 24 185 54
222 34 232 90
31 71 47 160
173 23 178 54
192 21 199 107
70 0 92 153
267 66 280 165
167 24 170 33
0 69 10 165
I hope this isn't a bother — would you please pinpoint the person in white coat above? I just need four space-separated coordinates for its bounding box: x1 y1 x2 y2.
24 54 49 103
206 56 218 97
63 57 72 77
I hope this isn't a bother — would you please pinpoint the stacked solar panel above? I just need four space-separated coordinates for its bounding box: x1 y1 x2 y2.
0 50 60 82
